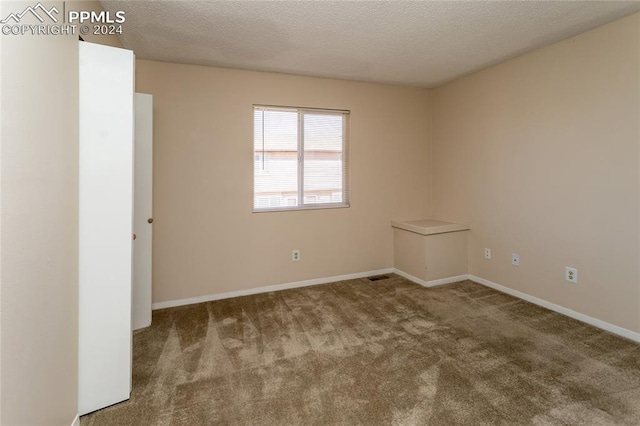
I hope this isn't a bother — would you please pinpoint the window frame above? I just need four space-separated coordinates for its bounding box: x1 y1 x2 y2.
252 104 350 213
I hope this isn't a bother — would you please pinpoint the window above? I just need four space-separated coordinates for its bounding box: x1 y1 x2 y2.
253 105 349 212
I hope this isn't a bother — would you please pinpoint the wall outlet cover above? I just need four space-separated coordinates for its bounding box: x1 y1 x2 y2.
565 266 578 284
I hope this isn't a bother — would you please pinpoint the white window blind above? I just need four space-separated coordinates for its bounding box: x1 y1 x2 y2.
253 105 349 212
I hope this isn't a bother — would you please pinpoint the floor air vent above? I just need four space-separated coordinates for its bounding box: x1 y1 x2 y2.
368 275 390 282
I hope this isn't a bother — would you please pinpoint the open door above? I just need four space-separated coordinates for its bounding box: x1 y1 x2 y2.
78 41 134 415
133 93 153 330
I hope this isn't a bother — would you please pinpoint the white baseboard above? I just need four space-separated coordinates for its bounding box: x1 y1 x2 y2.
152 268 395 310
71 414 80 426
469 275 640 343
151 269 640 343
393 268 469 288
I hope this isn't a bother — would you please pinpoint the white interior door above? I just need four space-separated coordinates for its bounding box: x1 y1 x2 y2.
78 41 134 416
133 93 153 330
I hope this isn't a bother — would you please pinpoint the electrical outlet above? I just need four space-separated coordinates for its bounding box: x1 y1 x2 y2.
565 267 578 284
511 253 520 267
484 248 491 259
292 249 300 262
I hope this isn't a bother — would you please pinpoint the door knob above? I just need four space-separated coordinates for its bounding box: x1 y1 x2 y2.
133 233 137 240
148 218 154 224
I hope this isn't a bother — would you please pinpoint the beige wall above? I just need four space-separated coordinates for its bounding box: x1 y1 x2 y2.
0 5 79 426
135 61 432 303
432 13 640 331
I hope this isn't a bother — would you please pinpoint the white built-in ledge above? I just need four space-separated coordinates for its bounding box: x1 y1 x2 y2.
392 218 470 285
391 218 470 236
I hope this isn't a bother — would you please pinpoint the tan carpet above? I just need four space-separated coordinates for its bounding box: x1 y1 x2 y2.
81 275 640 425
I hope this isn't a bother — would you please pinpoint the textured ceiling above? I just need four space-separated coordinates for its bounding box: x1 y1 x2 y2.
101 1 640 88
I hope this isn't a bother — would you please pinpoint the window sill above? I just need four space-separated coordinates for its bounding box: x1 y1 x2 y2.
253 203 350 213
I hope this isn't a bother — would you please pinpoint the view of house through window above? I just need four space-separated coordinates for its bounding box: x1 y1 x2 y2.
253 106 349 211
